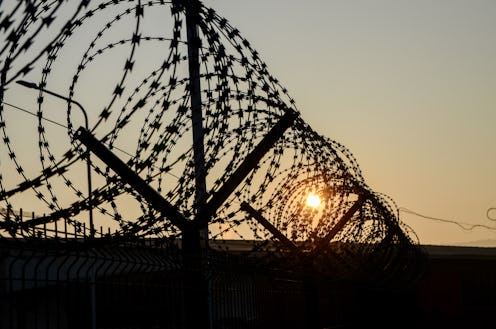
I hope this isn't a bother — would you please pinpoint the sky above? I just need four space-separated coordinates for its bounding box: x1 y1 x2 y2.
202 0 496 246
1 0 495 246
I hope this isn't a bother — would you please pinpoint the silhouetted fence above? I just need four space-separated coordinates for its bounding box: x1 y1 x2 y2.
1 239 418 329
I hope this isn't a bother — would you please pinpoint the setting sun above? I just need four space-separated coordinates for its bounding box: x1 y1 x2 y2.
306 193 321 209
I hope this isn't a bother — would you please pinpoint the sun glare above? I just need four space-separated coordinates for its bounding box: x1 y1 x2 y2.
306 193 321 209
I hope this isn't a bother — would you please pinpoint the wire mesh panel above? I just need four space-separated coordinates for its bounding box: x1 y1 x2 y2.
1 238 424 329
0 240 182 329
210 260 306 329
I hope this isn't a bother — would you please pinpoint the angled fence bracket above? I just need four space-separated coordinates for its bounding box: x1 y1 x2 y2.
313 193 367 254
240 202 298 252
196 109 298 228
75 127 190 233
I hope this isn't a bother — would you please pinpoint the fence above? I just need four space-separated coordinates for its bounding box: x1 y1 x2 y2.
0 238 420 329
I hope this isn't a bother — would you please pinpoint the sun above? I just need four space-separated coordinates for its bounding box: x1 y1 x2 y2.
306 193 321 209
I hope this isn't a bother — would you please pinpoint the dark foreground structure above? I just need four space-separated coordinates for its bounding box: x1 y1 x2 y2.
1 1 491 328
415 245 496 329
1 239 494 329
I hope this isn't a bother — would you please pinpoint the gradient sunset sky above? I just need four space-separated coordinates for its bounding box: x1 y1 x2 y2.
2 0 495 246
202 0 496 246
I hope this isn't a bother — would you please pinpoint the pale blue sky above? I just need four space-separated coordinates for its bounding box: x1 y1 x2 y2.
203 0 496 245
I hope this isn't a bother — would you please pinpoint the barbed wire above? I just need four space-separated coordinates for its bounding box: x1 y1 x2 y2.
399 207 496 232
0 0 423 281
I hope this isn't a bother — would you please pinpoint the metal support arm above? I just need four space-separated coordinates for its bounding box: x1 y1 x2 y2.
196 110 298 227
240 202 298 252
74 127 189 232
313 194 367 253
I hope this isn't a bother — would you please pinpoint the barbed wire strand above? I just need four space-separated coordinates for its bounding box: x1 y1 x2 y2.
399 207 496 232
488 207 496 221
1 100 181 179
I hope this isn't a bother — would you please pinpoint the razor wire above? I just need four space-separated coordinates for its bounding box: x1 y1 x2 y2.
0 0 423 280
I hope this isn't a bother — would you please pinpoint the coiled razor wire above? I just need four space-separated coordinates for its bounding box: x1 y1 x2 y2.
0 0 424 281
